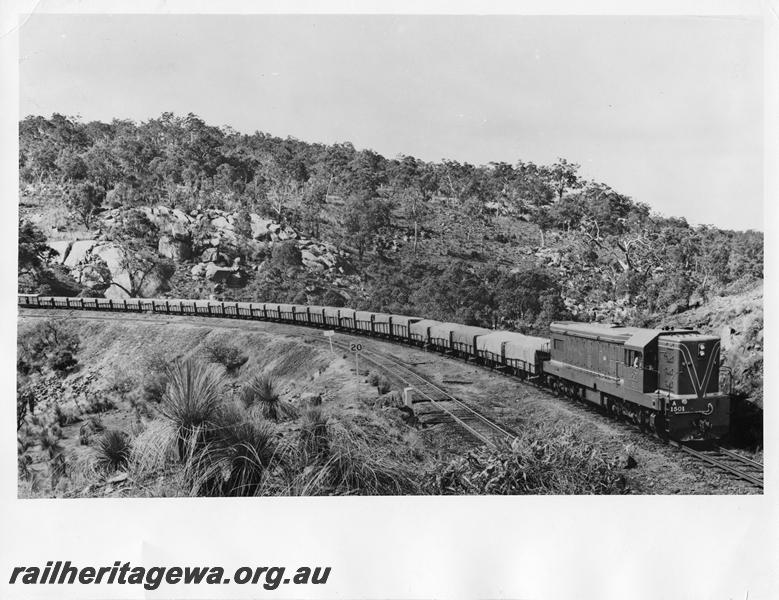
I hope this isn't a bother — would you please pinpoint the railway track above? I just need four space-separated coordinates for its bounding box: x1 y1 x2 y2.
671 442 764 489
20 308 517 448
330 338 516 448
20 307 763 491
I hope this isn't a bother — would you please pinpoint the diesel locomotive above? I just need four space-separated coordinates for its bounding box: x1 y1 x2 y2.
18 295 730 441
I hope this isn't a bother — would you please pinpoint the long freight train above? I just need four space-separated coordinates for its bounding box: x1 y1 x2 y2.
18 295 730 441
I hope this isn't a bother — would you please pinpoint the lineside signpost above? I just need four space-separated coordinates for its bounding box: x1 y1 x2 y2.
323 330 335 354
350 342 362 376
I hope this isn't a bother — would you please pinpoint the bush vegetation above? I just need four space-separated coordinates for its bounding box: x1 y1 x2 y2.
240 374 298 422
94 429 131 473
203 340 248 372
160 360 224 456
426 426 628 495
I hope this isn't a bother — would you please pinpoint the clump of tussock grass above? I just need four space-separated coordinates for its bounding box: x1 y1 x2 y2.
129 419 179 477
40 430 67 490
79 416 105 445
160 360 225 456
54 403 81 426
38 427 63 458
284 416 421 496
94 429 131 473
240 374 298 422
299 407 330 460
264 343 319 378
426 425 628 495
18 453 33 481
182 405 280 497
67 450 104 491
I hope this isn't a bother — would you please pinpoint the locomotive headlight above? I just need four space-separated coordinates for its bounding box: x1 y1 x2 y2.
698 342 706 357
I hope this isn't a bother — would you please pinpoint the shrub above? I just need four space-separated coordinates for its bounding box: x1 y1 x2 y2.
94 429 131 472
18 320 80 375
160 360 224 456
425 427 628 495
54 404 81 427
141 348 172 374
271 241 302 269
17 382 35 430
84 394 116 414
322 289 346 307
377 376 392 395
240 374 297 422
367 372 391 394
106 369 136 399
38 428 64 460
290 420 420 496
203 340 248 373
48 349 78 374
184 407 279 497
141 372 168 404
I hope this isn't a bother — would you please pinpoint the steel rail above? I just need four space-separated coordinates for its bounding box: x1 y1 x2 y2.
671 442 764 489
329 339 513 448
20 302 764 490
716 446 764 470
355 343 517 441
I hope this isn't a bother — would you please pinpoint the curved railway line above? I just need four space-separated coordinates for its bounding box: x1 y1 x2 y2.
330 338 517 448
375 331 765 490
18 305 763 492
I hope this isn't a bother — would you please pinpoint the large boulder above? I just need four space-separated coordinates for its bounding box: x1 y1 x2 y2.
64 240 98 268
171 208 191 224
91 245 132 299
191 263 207 278
200 248 220 263
158 234 192 262
300 249 319 264
211 216 233 231
250 214 274 240
47 240 73 264
85 243 171 300
204 263 242 285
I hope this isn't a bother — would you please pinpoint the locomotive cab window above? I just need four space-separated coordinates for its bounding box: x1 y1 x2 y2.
625 350 643 368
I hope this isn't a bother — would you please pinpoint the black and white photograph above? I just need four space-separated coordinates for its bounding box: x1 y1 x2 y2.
1 1 776 598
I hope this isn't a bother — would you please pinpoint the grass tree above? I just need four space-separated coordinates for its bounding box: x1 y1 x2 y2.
240 374 297 422
160 360 224 458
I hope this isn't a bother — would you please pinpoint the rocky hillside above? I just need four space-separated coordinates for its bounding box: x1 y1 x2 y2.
32 203 357 301
18 113 764 408
664 282 763 406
